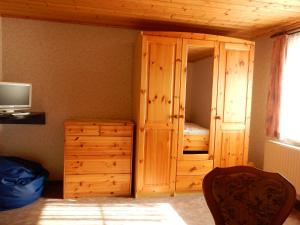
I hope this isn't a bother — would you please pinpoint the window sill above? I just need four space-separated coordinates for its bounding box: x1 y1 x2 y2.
268 139 300 151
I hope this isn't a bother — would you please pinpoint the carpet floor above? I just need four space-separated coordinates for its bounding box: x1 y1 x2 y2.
0 183 299 225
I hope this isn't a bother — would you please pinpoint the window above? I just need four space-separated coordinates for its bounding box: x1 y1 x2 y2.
279 33 300 145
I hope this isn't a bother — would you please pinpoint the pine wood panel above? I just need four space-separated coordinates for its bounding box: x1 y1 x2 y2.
223 49 249 123
144 32 254 45
176 175 205 192
65 125 100 136
147 42 175 122
65 119 134 126
135 35 181 196
64 146 131 157
64 174 131 198
144 130 172 186
65 136 132 148
243 45 255 164
135 34 149 195
183 134 209 151
1 0 300 38
65 157 131 174
100 125 133 137
214 43 253 168
219 132 245 167
209 41 221 163
177 160 213 175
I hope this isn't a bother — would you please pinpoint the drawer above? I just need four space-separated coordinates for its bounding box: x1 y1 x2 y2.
65 125 100 136
184 134 209 150
64 145 132 157
176 175 205 192
64 156 131 174
64 136 132 148
177 160 213 175
100 125 133 137
64 174 131 198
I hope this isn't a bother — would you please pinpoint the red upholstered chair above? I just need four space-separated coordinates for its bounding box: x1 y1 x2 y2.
202 166 296 225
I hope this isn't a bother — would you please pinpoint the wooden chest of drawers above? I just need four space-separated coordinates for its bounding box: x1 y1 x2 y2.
63 120 134 198
176 160 213 192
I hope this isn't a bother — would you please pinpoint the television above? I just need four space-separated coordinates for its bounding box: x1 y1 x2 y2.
0 82 32 113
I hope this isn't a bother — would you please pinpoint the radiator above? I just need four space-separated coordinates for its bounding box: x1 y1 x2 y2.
264 140 300 196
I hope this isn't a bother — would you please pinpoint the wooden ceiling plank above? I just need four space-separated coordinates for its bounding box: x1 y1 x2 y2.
171 0 300 12
0 3 247 30
72 0 300 16
0 1 258 29
3 1 299 22
0 0 299 38
0 3 258 29
28 0 300 27
173 0 300 9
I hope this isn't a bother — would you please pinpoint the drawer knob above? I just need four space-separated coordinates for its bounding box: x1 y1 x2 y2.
190 166 197 172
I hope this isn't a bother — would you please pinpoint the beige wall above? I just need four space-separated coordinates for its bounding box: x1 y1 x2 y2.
0 18 138 179
185 57 213 128
248 37 273 168
251 37 300 183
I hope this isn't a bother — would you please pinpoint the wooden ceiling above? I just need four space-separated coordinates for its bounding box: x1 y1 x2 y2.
0 0 300 39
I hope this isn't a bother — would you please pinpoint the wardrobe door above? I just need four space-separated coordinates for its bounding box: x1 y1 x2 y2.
135 35 182 196
214 43 254 167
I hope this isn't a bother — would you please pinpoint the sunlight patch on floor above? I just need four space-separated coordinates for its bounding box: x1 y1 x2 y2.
38 201 188 225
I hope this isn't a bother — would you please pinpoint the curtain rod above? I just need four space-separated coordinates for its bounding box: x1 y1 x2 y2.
270 27 300 38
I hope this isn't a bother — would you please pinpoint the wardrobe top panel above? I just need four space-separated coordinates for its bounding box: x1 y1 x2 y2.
141 31 255 45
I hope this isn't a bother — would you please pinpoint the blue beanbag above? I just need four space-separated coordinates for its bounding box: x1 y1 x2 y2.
0 157 49 211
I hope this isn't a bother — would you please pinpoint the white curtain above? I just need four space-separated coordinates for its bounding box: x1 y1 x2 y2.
279 32 300 145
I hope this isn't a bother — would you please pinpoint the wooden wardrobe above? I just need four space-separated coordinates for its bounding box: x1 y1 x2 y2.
133 31 255 197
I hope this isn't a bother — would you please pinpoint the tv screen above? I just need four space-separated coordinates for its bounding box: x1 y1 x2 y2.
0 82 32 111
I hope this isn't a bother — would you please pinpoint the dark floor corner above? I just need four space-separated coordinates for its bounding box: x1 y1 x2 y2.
42 180 63 199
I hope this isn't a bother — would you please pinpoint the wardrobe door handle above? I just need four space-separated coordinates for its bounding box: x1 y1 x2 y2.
171 115 184 119
215 115 221 120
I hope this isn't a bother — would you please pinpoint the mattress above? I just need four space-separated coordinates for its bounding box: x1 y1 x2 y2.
184 123 209 135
